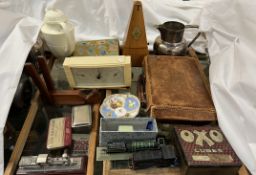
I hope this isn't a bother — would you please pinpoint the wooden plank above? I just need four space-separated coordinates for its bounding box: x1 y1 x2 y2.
103 160 181 175
86 103 100 175
105 90 112 97
24 63 53 104
4 91 40 175
104 161 250 175
239 165 250 175
102 160 111 175
103 160 250 175
37 56 55 91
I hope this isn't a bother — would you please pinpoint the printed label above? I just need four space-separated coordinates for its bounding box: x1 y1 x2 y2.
180 129 223 147
47 117 71 149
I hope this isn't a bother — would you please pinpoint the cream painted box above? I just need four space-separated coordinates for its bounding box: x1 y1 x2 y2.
63 56 131 89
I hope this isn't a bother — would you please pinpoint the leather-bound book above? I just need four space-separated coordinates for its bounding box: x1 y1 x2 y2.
144 50 216 122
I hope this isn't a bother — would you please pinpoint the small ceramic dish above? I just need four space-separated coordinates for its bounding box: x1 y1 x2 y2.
100 94 140 118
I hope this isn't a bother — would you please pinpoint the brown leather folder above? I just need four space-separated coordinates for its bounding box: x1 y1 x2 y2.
144 51 216 122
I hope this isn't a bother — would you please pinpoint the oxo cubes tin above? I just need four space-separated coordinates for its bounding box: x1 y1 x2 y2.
174 126 241 175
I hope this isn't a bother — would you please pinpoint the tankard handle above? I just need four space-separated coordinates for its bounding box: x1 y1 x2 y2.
58 22 74 55
187 32 201 48
185 24 199 29
185 25 201 48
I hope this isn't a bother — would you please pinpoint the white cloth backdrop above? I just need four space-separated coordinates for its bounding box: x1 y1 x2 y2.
200 0 256 174
0 9 41 174
0 0 255 174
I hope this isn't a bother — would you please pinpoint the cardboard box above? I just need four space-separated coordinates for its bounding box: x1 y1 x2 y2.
74 39 119 56
99 118 158 146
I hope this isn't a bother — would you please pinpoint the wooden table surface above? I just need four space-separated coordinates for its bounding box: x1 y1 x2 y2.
87 103 100 175
101 88 251 175
4 55 101 175
103 160 250 175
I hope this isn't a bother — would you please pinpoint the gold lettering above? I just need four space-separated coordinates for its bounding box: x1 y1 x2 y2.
180 130 194 143
193 130 214 147
209 130 223 143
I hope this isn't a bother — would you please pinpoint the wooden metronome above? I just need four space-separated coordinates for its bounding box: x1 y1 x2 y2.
122 1 149 67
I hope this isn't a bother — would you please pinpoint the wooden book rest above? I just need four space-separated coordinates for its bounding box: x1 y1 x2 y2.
24 56 103 105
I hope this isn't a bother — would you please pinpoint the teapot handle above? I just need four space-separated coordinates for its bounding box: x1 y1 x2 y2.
185 24 199 29
184 24 201 48
58 22 74 56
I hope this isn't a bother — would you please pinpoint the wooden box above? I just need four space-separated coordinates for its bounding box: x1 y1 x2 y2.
63 56 131 89
74 39 119 56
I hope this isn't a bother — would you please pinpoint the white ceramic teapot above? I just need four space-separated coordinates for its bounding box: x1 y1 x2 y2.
41 9 75 58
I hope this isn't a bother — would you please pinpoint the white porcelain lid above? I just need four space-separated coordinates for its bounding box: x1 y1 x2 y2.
44 9 67 23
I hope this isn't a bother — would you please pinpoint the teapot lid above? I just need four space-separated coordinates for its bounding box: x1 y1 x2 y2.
44 9 67 22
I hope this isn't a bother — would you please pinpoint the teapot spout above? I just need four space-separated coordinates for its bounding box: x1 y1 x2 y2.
156 24 165 34
156 24 167 40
